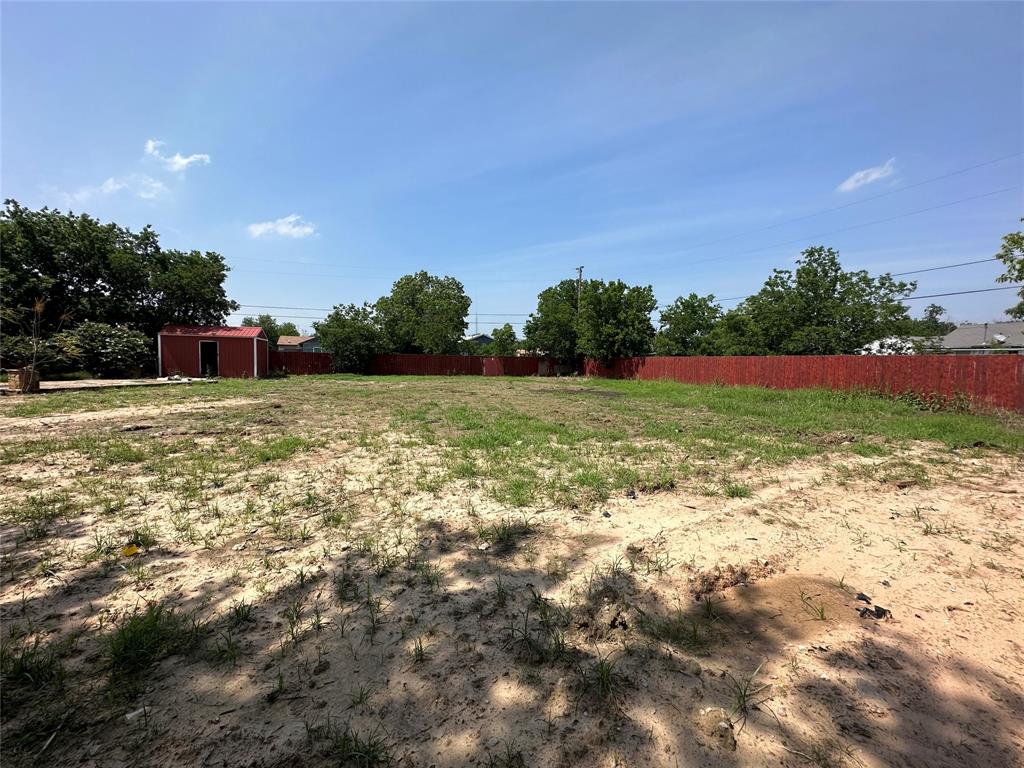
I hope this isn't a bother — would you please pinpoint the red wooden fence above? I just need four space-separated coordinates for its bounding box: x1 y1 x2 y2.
270 351 1024 411
269 350 334 375
369 354 548 376
583 355 1024 411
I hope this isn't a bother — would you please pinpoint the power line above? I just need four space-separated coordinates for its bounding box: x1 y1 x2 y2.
227 266 535 284
237 304 332 312
225 188 1018 284
228 289 1022 324
901 285 1020 301
226 309 529 325
239 251 1009 314
235 303 530 315
657 151 1022 256
891 257 999 277
712 256 1009 304
223 187 1018 286
236 243 1014 319
662 257 1005 308
662 186 1019 270
223 152 1021 277
228 312 326 321
713 284 1020 307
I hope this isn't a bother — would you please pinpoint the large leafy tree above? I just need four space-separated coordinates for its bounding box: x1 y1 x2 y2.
0 200 238 341
710 246 914 355
577 280 657 362
315 303 387 373
523 279 582 362
486 323 519 356
144 250 238 335
655 293 722 355
994 222 1024 319
374 272 470 354
241 314 300 348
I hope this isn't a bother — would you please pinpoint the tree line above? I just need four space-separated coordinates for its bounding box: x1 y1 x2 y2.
1 200 237 376
3 200 1021 377
313 246 966 370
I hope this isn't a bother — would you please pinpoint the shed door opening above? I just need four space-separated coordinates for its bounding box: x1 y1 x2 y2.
199 341 219 377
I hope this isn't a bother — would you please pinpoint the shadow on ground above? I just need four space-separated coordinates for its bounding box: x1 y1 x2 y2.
3 511 1021 768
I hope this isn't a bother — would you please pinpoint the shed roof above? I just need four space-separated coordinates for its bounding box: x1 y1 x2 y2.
277 335 317 346
160 325 266 339
941 322 1024 348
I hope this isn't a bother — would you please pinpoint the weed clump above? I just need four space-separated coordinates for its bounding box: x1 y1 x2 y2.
305 716 394 766
106 603 207 678
478 515 535 554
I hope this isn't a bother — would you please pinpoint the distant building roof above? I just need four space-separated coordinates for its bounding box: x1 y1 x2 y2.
277 335 317 347
465 333 493 345
160 325 266 339
940 322 1024 349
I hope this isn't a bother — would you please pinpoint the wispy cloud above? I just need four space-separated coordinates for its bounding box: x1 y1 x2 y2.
247 214 317 239
61 173 168 205
837 158 896 193
144 138 211 173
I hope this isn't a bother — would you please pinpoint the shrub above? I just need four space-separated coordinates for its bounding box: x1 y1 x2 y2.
54 322 151 377
315 303 387 373
0 334 74 372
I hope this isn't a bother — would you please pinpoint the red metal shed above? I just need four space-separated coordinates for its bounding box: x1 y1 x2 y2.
158 325 269 378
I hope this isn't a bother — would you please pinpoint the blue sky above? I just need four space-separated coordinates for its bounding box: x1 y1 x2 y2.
3 2 1022 334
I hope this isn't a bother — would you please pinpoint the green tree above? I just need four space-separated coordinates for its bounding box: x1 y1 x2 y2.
898 304 956 340
374 272 470 354
710 246 915 355
315 303 387 373
143 249 239 335
994 222 1024 319
486 324 519 356
241 314 300 348
52 322 151 376
523 280 582 362
707 311 761 356
0 200 238 343
654 293 722 355
577 280 657 362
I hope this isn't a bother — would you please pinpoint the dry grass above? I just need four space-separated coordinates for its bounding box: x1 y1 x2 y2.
1 375 1022 767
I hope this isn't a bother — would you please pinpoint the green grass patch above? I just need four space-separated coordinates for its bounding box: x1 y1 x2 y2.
106 603 208 678
591 380 1024 453
240 435 311 464
3 491 80 539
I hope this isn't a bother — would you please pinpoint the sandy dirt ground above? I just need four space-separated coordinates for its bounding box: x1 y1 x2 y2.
1 387 1022 768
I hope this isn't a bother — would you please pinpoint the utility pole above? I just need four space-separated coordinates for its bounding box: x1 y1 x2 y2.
575 266 584 306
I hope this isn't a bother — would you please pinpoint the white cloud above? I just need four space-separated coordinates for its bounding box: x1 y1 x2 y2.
837 158 896 193
247 214 317 239
134 175 169 199
144 138 211 172
62 174 168 205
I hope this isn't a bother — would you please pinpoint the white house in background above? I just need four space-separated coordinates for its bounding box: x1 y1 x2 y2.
277 335 322 352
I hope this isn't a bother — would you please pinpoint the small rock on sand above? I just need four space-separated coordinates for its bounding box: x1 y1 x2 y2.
697 707 736 751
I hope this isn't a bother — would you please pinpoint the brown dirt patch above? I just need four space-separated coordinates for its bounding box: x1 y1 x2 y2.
1 383 1022 768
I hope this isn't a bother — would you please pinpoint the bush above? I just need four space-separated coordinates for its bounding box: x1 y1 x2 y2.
0 334 75 373
316 303 387 373
54 322 151 377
